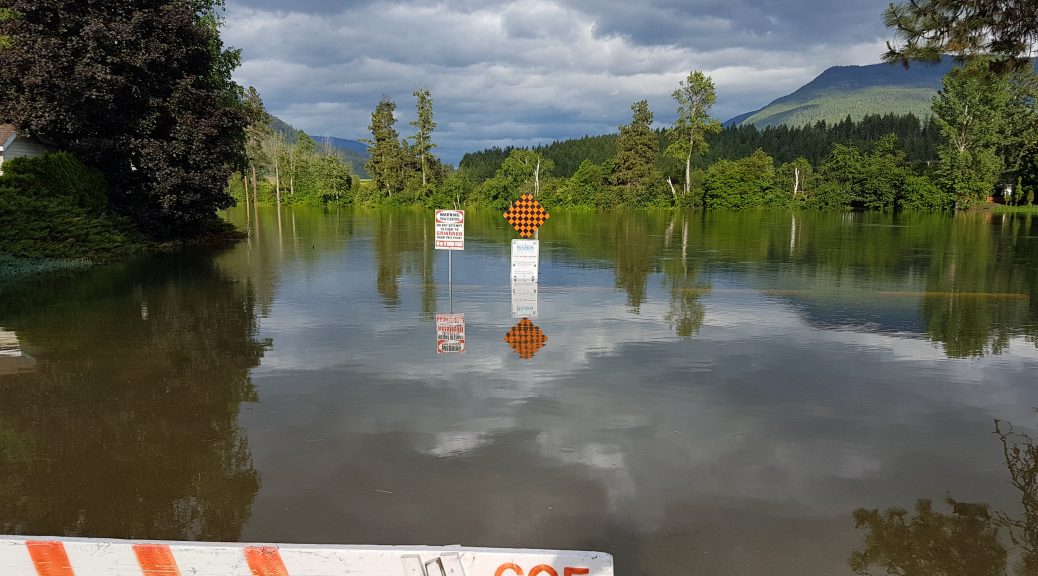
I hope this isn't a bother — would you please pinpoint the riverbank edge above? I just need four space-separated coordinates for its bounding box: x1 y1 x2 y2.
0 220 247 283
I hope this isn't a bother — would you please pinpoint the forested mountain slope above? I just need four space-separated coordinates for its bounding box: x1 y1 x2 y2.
726 58 955 128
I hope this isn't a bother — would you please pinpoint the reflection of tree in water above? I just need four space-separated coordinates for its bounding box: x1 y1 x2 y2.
921 213 1038 358
662 214 709 337
851 498 1007 576
0 256 264 541
850 419 1038 576
372 210 436 313
996 421 1038 574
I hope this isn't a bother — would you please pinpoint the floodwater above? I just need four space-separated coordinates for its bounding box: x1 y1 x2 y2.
2 206 1038 575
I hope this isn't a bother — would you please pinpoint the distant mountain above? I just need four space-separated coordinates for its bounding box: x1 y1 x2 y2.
313 136 367 156
270 116 369 177
725 58 956 129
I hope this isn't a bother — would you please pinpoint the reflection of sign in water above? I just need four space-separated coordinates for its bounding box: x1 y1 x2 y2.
434 209 465 250
503 194 550 238
511 280 538 319
0 536 614 576
436 313 466 354
511 239 539 282
504 318 548 360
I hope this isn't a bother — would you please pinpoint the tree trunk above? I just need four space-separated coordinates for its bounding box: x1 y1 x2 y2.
684 151 691 196
251 164 258 206
793 166 800 199
534 159 541 197
242 173 250 212
421 153 427 187
274 155 281 207
289 148 295 196
667 177 677 199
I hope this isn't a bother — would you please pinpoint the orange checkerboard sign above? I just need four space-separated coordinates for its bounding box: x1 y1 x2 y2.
504 318 548 359
503 194 550 238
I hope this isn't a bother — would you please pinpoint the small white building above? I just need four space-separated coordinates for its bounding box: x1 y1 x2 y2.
0 123 53 174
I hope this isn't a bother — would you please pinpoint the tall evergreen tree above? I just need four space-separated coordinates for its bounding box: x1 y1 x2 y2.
0 0 250 239
365 97 404 196
409 88 437 188
669 71 721 198
611 100 659 197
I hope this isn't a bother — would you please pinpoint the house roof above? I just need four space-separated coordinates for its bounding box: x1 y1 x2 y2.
0 124 15 147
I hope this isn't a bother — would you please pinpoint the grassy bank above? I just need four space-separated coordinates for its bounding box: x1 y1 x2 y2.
993 203 1038 214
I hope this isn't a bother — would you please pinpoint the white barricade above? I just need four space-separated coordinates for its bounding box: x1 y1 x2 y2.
0 536 614 576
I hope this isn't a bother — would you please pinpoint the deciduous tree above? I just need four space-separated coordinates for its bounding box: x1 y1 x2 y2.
0 0 250 239
933 63 1009 207
669 71 721 198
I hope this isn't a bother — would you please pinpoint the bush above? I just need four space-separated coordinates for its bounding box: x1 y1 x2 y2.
0 186 133 259
0 153 140 260
0 152 108 212
899 175 952 211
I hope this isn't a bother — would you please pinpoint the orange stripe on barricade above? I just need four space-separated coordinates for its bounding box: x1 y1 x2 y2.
25 541 74 576
133 544 181 575
244 546 290 576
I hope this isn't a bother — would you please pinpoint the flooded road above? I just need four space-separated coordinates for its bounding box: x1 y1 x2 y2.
2 207 1038 575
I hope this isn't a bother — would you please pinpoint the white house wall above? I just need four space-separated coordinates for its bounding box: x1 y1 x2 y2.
4 136 50 161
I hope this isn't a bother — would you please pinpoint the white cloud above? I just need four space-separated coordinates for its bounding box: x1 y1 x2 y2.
223 0 894 164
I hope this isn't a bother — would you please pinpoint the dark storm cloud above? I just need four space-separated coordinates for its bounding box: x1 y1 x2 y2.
564 0 888 48
222 0 893 164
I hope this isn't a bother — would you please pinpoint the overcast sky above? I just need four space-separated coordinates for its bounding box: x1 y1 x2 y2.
223 0 894 164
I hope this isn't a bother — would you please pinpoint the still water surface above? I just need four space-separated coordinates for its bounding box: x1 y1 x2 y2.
3 207 1038 575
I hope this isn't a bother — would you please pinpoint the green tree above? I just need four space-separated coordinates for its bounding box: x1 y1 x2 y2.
933 63 1009 207
474 149 554 209
703 149 777 209
410 88 437 188
884 0 1038 71
365 97 404 197
242 86 271 208
0 0 250 239
668 71 721 198
566 160 607 207
611 100 659 201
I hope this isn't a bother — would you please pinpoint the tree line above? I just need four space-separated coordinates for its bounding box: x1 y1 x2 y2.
346 57 1035 212
230 87 356 210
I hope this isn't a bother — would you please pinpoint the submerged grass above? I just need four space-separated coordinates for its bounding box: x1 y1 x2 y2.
0 254 92 281
993 204 1038 214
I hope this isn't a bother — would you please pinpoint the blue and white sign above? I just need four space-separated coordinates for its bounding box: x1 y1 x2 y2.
510 239 539 283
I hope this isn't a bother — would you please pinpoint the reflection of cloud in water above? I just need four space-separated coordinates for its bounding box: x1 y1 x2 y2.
235 233 1038 575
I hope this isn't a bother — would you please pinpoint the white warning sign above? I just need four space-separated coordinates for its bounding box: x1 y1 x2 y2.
435 210 465 250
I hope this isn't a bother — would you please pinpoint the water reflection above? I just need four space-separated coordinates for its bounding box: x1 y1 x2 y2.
0 256 265 540
850 420 1038 576
504 318 548 359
